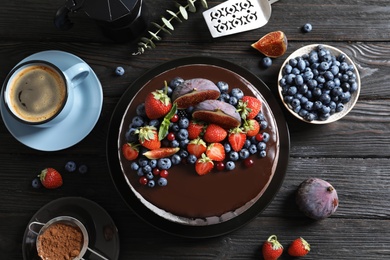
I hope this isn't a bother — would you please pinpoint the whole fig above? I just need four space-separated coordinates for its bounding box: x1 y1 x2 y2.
296 178 339 220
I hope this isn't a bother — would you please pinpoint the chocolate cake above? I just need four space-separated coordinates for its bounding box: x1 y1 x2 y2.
118 64 280 225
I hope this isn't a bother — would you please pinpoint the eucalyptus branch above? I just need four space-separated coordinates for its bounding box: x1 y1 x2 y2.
132 0 208 55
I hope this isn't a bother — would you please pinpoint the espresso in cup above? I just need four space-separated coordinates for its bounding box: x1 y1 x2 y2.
7 63 67 124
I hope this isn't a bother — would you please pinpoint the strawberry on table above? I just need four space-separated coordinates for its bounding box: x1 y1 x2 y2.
262 235 283 260
288 237 310 257
122 143 139 161
228 127 246 152
38 168 63 189
203 124 227 143
136 126 161 150
187 138 207 158
195 154 214 175
206 143 225 162
238 96 262 120
145 88 172 119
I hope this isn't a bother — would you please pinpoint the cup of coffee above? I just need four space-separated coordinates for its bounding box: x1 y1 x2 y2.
2 59 90 127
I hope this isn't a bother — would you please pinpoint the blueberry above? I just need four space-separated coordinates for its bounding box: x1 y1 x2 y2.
287 86 298 96
158 177 168 186
148 180 155 188
225 161 235 171
261 57 272 68
249 144 258 154
257 142 266 151
136 103 146 117
259 150 267 158
291 98 300 108
149 119 160 128
138 158 149 167
260 120 268 130
302 23 313 33
230 88 244 99
146 172 154 180
143 165 152 174
32 177 42 189
228 96 239 106
169 77 184 88
137 168 144 176
294 75 304 86
149 159 157 168
179 150 189 158
171 154 182 165
130 162 140 171
224 143 232 153
229 151 239 161
115 66 125 76
170 123 180 132
158 158 172 170
262 132 270 142
187 154 197 164
78 164 88 174
319 62 330 71
178 117 189 128
177 129 189 140
132 116 144 127
289 58 298 67
216 81 229 92
65 161 77 172
283 64 293 75
170 139 180 148
239 149 250 159
220 93 231 103
297 59 306 71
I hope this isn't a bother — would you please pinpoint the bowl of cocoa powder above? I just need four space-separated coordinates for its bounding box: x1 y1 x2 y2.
29 216 88 260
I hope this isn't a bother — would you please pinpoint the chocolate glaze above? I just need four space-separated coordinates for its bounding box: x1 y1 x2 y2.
118 64 279 221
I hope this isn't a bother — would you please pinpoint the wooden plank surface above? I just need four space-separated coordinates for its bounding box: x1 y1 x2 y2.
0 0 389 259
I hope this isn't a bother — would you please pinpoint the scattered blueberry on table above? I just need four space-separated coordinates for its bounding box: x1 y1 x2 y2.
302 23 313 33
115 66 125 76
261 57 273 68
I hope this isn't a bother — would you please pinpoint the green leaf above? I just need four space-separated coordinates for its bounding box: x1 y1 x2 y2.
151 22 172 34
166 10 182 23
158 103 177 140
187 0 196 12
161 17 174 31
178 5 188 20
148 31 162 41
200 0 208 9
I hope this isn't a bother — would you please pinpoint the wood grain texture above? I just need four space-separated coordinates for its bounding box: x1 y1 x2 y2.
0 0 390 259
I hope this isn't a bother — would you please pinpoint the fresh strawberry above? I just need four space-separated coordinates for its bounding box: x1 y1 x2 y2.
203 124 228 143
262 235 283 260
195 154 214 175
288 237 310 257
206 143 225 161
187 120 205 140
143 147 180 159
243 119 260 137
145 88 172 119
238 96 262 119
136 126 161 150
122 143 139 161
38 168 63 189
228 127 246 152
187 138 207 158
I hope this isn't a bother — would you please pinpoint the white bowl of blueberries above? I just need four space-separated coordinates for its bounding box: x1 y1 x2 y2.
278 44 361 124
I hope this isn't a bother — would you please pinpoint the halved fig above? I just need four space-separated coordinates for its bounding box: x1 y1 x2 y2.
192 100 241 129
143 147 180 160
171 78 220 109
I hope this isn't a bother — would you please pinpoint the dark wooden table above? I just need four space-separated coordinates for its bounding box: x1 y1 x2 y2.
1 0 390 259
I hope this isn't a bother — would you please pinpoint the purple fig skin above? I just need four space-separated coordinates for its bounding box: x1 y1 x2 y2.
171 78 220 109
296 178 339 220
192 100 241 129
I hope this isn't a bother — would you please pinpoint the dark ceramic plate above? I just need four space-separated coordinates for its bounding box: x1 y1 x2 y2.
22 197 119 260
107 56 290 238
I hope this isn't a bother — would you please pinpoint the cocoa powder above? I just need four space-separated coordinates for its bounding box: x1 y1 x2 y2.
37 222 84 260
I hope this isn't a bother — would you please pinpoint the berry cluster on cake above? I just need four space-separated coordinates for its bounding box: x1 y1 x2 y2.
118 64 280 225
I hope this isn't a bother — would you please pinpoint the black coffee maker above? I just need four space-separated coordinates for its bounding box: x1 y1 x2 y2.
54 0 148 43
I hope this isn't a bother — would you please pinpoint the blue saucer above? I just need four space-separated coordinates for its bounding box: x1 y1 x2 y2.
0 50 103 151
